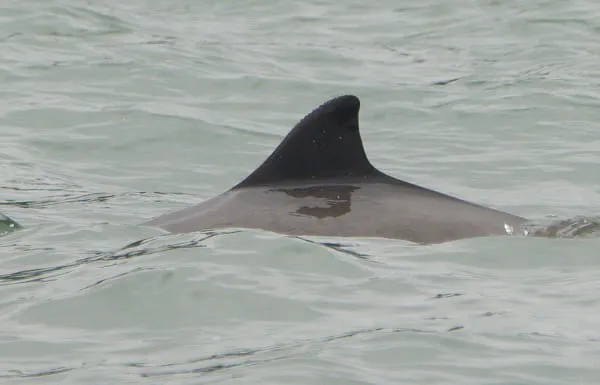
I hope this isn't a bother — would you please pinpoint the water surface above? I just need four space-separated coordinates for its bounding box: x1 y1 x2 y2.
1 0 600 383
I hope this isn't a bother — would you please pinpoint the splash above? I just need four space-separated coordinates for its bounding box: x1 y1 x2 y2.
0 212 22 237
522 216 600 239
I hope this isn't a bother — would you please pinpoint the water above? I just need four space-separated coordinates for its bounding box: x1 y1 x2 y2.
1 0 600 383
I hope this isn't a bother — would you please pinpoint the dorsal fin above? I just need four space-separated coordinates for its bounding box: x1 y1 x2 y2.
234 95 378 188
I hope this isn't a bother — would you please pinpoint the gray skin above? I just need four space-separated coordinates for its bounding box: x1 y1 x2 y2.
145 95 527 244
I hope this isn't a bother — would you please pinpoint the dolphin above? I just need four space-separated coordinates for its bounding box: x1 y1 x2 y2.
145 95 527 244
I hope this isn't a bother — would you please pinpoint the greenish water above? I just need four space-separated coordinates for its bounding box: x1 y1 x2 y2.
1 0 600 383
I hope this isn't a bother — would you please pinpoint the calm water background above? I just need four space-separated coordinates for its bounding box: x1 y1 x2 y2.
1 0 600 383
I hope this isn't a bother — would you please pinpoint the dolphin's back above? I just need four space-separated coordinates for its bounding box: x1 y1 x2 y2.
147 180 525 244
